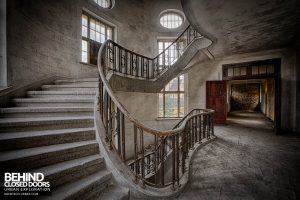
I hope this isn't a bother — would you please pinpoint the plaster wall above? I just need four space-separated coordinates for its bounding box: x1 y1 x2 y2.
6 0 186 89
0 0 7 87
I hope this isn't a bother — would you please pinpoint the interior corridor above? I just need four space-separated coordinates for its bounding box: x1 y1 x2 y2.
176 112 300 200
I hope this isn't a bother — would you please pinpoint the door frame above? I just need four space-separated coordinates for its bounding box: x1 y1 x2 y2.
222 58 281 133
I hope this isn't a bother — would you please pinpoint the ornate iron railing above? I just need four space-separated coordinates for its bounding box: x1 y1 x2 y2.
104 25 201 79
97 25 214 189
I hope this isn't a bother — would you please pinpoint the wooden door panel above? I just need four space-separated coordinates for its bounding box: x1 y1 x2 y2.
206 81 227 124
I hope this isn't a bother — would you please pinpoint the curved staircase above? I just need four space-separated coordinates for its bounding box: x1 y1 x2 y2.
0 78 129 200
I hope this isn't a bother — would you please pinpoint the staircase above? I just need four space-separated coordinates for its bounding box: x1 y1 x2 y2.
0 78 129 200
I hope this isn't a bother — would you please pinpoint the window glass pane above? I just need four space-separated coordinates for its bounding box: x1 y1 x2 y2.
160 12 183 29
90 19 96 30
165 94 178 117
100 24 105 34
159 94 164 117
82 15 88 26
179 94 184 117
82 26 87 37
228 68 233 77
252 66 258 75
100 34 105 43
82 40 88 52
82 52 88 63
259 65 267 74
96 32 100 42
233 67 240 76
94 0 112 8
96 22 100 32
90 30 96 40
240 67 247 76
165 77 178 91
107 28 112 40
179 75 184 91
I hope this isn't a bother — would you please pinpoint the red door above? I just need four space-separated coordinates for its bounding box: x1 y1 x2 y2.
206 81 227 124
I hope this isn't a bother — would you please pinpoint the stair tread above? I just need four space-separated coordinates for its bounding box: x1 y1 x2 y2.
98 184 129 200
55 78 99 82
0 140 98 162
27 91 97 94
42 84 98 88
0 127 95 140
0 116 94 124
33 154 103 177
12 98 95 102
45 170 111 199
0 107 93 113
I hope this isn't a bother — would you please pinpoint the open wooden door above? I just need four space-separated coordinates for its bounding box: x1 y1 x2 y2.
206 80 227 124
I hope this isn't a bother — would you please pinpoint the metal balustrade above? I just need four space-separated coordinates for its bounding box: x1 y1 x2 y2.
97 25 215 190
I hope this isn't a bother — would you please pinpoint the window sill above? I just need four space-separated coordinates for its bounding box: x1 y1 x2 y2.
80 62 97 67
155 117 182 121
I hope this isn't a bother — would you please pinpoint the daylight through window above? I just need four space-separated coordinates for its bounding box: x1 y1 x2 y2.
160 12 183 29
81 13 113 64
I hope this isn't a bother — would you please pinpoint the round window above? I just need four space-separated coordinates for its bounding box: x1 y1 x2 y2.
160 12 183 29
94 0 113 9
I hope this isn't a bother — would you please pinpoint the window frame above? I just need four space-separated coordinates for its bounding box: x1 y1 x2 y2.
158 74 186 119
159 11 184 29
81 11 114 64
93 0 113 9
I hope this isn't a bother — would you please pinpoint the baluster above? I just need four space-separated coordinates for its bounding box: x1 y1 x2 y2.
176 134 180 185
116 108 121 155
154 135 158 185
113 45 116 72
171 135 176 190
133 125 138 183
130 53 133 76
211 113 215 136
160 137 165 186
140 129 145 187
121 113 126 161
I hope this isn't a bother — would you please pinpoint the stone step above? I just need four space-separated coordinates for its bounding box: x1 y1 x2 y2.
54 78 99 85
0 116 94 132
27 90 97 98
0 107 94 118
97 184 130 200
0 128 95 151
35 155 104 188
12 98 95 107
41 170 112 200
41 84 98 91
0 141 99 172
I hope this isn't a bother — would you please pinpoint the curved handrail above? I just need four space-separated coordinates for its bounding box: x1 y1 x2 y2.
97 25 215 190
103 25 202 80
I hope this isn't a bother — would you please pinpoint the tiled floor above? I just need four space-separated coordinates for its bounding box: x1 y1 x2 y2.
176 111 300 200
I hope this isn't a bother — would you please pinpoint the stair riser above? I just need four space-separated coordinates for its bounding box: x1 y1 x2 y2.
0 111 93 118
54 82 99 85
28 94 96 98
0 143 99 173
42 88 98 92
0 121 94 133
13 102 94 107
0 131 96 151
65 173 112 200
46 159 104 188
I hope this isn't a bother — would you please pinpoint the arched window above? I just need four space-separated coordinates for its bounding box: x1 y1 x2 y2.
94 0 113 9
160 12 183 29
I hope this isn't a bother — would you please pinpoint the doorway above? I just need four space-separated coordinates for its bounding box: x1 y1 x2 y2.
206 58 281 132
227 79 275 130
